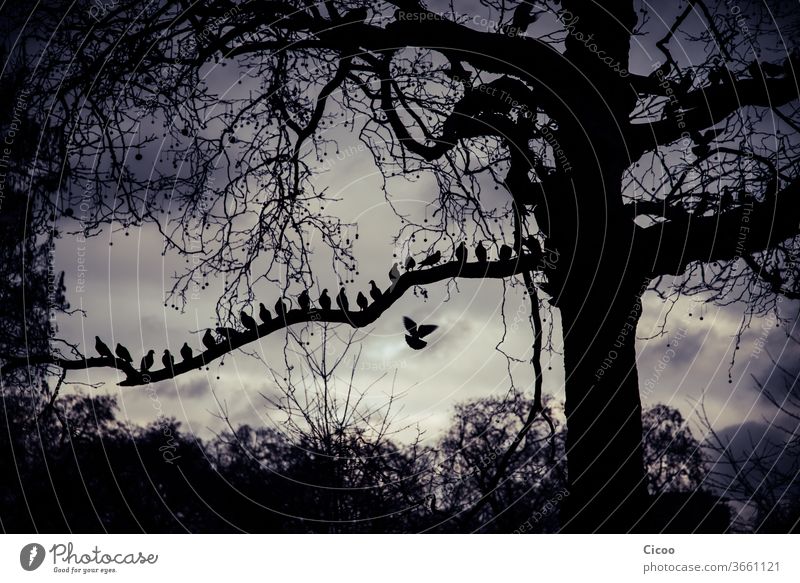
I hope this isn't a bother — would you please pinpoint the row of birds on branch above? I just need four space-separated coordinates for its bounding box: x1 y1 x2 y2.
92 239 541 372
392 237 541 276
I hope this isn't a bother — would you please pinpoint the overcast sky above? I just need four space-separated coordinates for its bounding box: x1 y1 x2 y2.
48 0 800 454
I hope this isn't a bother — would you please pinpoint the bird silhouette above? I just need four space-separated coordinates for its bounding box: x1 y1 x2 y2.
240 310 258 332
720 186 734 210
507 2 539 33
275 298 289 320
475 241 488 263
259 302 272 324
690 130 714 158
499 244 513 261
162 349 175 370
369 280 382 301
115 343 133 363
140 349 155 372
202 329 217 350
454 241 467 264
417 250 441 268
298 289 311 312
319 289 332 310
405 255 416 270
336 287 350 311
180 342 193 362
403 316 439 350
356 291 368 311
95 336 114 359
389 263 400 287
216 327 240 344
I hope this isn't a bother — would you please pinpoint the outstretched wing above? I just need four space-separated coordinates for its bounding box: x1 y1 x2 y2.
405 335 427 350
403 316 418 336
416 324 438 338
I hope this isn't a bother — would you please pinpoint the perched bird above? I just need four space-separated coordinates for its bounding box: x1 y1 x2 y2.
162 349 175 370
499 244 513 261
336 287 350 312
95 336 114 359
202 329 217 350
417 250 441 268
140 349 155 372
454 241 467 264
275 298 289 320
241 310 258 332
475 241 488 263
180 342 193 362
690 130 714 158
115 343 133 363
298 289 311 312
356 291 369 311
507 1 539 34
259 302 272 324
216 327 240 343
749 60 784 80
369 280 383 302
405 255 416 270
403 316 439 350
720 186 734 210
319 289 332 311
389 263 400 287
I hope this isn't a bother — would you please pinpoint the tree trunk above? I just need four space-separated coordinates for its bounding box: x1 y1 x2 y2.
558 272 649 532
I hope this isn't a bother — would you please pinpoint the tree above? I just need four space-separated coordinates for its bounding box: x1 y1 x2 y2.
4 0 800 531
702 332 800 533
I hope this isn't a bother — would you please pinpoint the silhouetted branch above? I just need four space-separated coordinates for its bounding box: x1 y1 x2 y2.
5 254 542 386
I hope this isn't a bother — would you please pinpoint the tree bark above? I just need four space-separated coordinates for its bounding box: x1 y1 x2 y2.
557 261 649 532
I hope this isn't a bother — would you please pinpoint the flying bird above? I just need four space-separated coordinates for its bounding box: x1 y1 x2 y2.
336 287 350 312
298 289 311 312
241 310 258 332
115 343 133 363
405 255 416 270
369 280 382 302
403 316 439 350
259 302 272 324
162 349 175 370
454 241 467 264
356 291 369 311
475 241 488 263
180 342 193 362
499 244 513 261
319 289 332 311
417 250 441 268
95 336 114 359
202 329 217 350
140 349 155 372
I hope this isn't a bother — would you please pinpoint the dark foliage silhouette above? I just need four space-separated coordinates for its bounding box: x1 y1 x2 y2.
1 0 799 532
